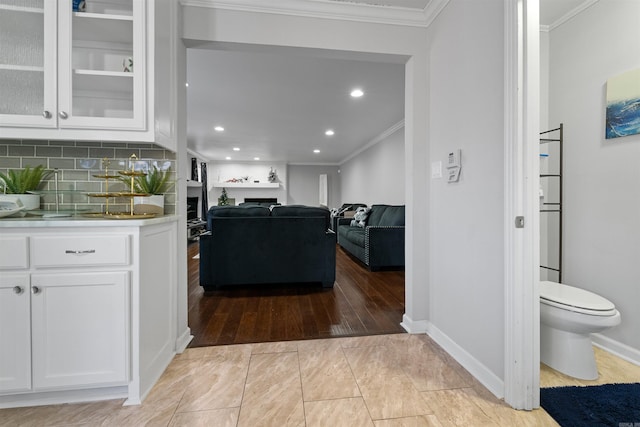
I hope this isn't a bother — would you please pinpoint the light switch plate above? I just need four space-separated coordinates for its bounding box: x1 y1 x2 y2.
431 161 442 178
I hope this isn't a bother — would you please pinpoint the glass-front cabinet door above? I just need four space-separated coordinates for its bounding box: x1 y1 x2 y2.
0 0 56 128
0 0 146 133
57 0 146 130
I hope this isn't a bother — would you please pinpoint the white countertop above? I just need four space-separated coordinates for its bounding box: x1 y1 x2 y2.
0 214 180 228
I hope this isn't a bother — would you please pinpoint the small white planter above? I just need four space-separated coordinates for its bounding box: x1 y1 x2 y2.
0 194 41 210
133 195 164 215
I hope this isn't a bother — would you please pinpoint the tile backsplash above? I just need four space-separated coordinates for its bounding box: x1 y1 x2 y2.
0 139 176 215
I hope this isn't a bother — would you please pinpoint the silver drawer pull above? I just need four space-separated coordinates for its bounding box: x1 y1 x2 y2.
31 286 41 294
13 286 24 295
65 249 96 254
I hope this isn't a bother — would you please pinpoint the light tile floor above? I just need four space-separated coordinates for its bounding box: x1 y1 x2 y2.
2 333 637 427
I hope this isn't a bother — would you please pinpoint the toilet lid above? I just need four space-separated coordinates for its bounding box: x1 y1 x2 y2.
540 281 617 316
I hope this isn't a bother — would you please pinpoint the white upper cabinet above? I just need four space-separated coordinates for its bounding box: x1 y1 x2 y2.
0 0 155 142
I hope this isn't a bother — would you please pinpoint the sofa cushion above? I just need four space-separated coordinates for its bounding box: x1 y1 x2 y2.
271 205 331 229
378 205 405 226
366 205 387 226
338 225 365 247
210 205 271 217
366 205 405 227
207 205 270 230
345 227 365 247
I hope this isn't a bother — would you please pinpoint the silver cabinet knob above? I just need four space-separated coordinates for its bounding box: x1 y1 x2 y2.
13 286 24 294
59 111 68 119
31 286 41 294
43 110 52 119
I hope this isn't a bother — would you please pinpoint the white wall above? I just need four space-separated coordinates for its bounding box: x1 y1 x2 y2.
340 127 405 206
426 0 506 381
547 0 640 354
288 165 341 207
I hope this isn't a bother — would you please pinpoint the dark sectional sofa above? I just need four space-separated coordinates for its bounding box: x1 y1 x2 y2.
199 205 336 290
337 204 405 271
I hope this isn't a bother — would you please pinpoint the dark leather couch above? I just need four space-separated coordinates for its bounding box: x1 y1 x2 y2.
200 205 336 290
337 204 405 271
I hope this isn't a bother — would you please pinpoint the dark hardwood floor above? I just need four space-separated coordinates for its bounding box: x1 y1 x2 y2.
187 242 406 347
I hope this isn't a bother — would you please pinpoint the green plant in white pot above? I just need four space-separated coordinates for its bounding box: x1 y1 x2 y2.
124 165 172 215
0 165 51 210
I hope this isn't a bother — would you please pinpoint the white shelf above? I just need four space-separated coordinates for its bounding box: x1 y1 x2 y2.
0 64 44 72
0 5 43 14
73 13 133 45
187 181 202 188
73 69 133 93
213 182 279 189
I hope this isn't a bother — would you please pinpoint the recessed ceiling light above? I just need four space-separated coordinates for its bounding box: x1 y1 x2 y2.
350 88 364 98
225 156 231 160
313 149 321 154
325 129 335 136
233 147 240 151
185 82 189 87
214 126 225 132
254 157 260 161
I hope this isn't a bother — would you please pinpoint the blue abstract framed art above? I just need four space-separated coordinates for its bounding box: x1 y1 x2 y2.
606 68 640 139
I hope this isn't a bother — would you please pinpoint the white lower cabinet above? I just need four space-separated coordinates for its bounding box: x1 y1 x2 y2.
0 219 181 408
30 272 129 390
0 274 31 393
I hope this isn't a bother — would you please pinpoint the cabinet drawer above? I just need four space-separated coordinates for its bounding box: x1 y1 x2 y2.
31 235 130 268
0 236 29 270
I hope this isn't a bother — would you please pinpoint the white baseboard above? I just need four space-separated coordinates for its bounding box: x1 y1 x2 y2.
400 314 429 334
427 322 505 399
175 328 193 353
591 333 640 367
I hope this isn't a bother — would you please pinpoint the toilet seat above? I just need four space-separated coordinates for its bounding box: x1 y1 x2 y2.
540 281 617 316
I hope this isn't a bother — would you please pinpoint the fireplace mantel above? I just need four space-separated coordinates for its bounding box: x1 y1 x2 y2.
212 182 279 188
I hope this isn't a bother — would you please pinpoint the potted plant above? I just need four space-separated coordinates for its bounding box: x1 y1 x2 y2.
122 165 172 215
0 165 50 210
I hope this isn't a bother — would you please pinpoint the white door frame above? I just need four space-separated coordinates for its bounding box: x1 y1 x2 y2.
503 0 540 410
175 0 541 410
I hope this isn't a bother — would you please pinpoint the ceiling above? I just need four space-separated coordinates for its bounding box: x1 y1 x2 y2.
186 0 590 164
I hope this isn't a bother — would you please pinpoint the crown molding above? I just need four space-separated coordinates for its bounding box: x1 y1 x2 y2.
288 162 341 166
180 0 433 27
340 119 404 165
546 0 600 31
187 148 210 161
423 0 449 27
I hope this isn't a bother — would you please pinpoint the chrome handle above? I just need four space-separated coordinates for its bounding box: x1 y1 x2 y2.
31 286 41 294
13 286 24 295
59 111 68 119
42 110 52 119
65 249 96 254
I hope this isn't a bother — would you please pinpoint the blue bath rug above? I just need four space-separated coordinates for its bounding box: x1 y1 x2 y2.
540 383 640 426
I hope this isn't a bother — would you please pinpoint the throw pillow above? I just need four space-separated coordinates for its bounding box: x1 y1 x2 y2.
350 206 371 228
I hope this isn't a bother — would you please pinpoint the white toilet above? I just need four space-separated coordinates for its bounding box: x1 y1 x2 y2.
539 280 621 380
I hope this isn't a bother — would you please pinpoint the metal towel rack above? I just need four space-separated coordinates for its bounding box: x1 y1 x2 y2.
540 124 563 282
